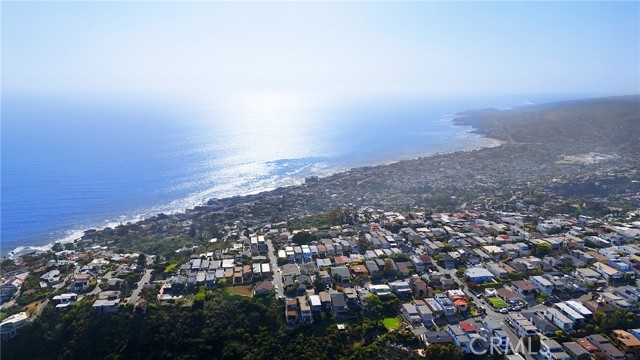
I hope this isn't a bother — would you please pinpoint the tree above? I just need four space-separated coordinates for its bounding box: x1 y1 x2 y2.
534 242 552 256
51 243 64 252
389 253 409 262
137 254 147 268
423 343 462 360
363 294 383 315
357 233 371 252
292 231 312 246
383 259 396 277
313 273 326 293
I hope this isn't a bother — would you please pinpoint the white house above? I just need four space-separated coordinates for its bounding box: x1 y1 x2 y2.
401 303 422 325
592 262 623 281
0 312 29 340
540 337 571 360
544 308 574 332
531 275 554 295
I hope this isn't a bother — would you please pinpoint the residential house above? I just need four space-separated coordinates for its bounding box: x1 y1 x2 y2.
52 293 78 310
564 301 593 318
71 274 91 293
349 265 369 281
601 292 632 311
365 261 380 279
92 299 120 314
330 266 351 287
487 262 509 279
544 308 574 332
253 280 273 297
447 325 471 353
388 280 411 297
562 342 591 360
343 287 359 309
319 291 331 310
522 312 558 336
426 298 445 319
465 267 494 283
419 331 453 347
531 275 555 295
479 317 510 353
285 299 299 326
577 338 601 357
573 268 603 285
586 334 626 360
308 295 322 312
540 337 571 360
40 269 61 286
396 262 412 276
410 255 425 273
409 275 429 298
298 297 313 325
368 284 391 297
554 302 585 325
414 299 433 325
0 312 29 340
611 330 640 360
512 280 538 299
510 313 538 338
614 286 640 305
435 293 456 316
402 303 422 325
497 288 522 304
330 292 348 318
592 262 623 281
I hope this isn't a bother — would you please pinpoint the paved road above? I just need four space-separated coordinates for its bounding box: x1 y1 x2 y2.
266 239 284 299
128 270 153 305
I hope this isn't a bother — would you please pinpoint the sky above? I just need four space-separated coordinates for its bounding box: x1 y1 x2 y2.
2 1 639 103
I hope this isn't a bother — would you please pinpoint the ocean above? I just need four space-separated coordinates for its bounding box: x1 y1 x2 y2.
0 93 541 257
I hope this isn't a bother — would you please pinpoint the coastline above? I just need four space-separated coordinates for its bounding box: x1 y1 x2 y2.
4 109 508 259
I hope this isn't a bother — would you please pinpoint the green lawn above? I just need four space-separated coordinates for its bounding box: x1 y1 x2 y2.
0 312 7 321
383 318 400 330
487 296 508 309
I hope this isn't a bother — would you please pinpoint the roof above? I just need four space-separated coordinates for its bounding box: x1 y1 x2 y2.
612 330 640 347
254 280 272 293
319 291 331 302
497 287 521 300
424 331 452 344
402 303 418 314
512 280 537 291
562 342 590 357
330 266 351 279
330 293 347 307
459 322 476 332
350 265 369 274
576 338 598 352
465 267 493 278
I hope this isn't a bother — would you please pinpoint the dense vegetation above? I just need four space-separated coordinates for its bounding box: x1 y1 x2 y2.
1 290 425 360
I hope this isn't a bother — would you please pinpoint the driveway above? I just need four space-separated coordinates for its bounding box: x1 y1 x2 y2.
127 270 153 305
266 239 284 299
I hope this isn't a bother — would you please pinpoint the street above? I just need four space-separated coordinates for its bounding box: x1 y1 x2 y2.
128 270 153 305
266 239 284 299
